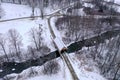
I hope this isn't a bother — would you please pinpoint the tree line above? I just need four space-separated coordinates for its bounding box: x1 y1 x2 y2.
0 26 50 63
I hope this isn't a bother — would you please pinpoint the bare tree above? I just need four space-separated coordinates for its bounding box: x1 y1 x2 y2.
42 60 60 75
65 16 82 42
18 0 21 4
38 0 44 19
7 29 23 60
29 26 43 50
0 33 9 62
32 0 35 17
12 0 15 3
0 3 4 19
29 28 38 50
25 0 35 11
43 0 49 7
113 63 120 80
28 0 35 18
37 25 43 48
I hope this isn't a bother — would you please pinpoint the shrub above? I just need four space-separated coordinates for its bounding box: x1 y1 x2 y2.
42 60 60 75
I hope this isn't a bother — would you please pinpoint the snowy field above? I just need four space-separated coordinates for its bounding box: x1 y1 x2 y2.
0 3 55 52
0 18 55 50
1 3 33 19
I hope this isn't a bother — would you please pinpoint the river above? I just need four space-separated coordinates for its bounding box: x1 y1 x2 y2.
0 29 120 78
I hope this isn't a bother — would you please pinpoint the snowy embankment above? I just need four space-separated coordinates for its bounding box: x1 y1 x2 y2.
4 53 106 80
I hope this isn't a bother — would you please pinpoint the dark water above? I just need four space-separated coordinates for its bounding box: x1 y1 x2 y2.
0 51 59 78
67 30 120 53
0 30 120 78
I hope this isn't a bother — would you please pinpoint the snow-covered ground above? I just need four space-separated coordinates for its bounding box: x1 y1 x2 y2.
115 0 120 4
0 2 107 80
83 0 120 4
1 3 33 19
0 3 55 52
107 0 120 12
107 0 120 4
83 0 120 12
4 53 106 80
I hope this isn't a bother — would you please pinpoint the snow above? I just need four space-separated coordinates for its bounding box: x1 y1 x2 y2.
106 0 120 4
0 3 55 52
0 18 55 52
0 69 3 72
0 2 107 80
115 0 120 4
111 0 120 12
1 3 40 20
50 17 62 39
12 68 15 71
40 19 56 52
66 53 106 80
0 19 37 48
103 0 120 12
27 75 63 80
83 0 120 4
5 53 106 80
83 3 94 8
53 37 66 52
